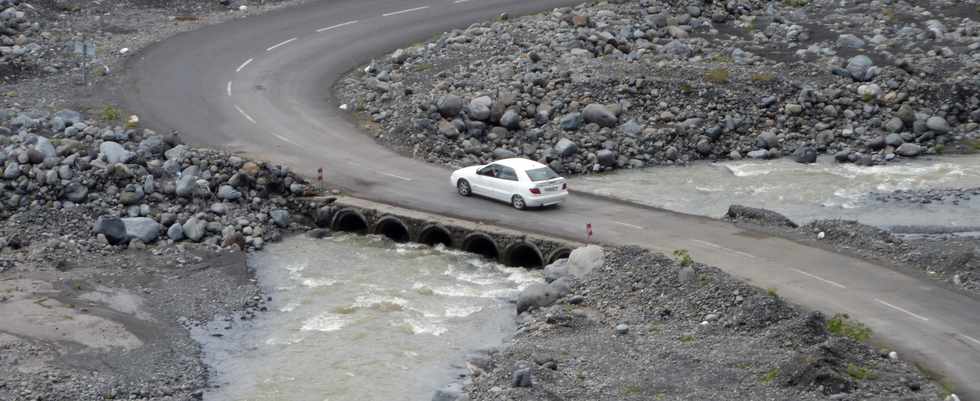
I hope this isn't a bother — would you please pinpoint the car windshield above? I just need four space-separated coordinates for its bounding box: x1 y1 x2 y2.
526 167 559 182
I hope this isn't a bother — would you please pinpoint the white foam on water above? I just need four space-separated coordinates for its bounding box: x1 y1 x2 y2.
444 265 507 286
353 294 409 309
431 285 519 299
725 162 776 177
445 305 483 318
301 277 338 288
301 312 351 332
399 318 447 336
279 302 300 312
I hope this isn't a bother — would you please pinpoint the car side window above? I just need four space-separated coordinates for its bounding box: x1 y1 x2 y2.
498 166 518 181
478 165 497 177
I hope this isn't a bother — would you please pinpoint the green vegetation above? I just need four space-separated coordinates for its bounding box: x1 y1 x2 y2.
827 313 872 342
760 367 780 384
751 73 775 82
679 334 695 343
679 82 693 94
414 63 434 72
846 363 875 380
100 105 121 122
766 287 779 298
782 0 809 7
705 68 730 84
673 249 693 267
622 385 642 396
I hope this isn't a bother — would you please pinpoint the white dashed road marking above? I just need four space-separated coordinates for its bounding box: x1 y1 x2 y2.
272 132 298 145
382 6 429 16
236 58 253 72
316 20 359 32
691 239 757 259
266 37 297 52
234 105 256 124
875 298 929 322
611 221 643 230
226 81 232 97
790 268 847 289
379 172 413 181
961 334 980 346
453 0 471 3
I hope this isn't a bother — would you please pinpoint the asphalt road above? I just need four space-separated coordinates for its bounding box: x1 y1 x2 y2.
120 0 980 398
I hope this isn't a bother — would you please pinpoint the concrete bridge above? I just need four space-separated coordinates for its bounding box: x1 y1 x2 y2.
312 197 581 268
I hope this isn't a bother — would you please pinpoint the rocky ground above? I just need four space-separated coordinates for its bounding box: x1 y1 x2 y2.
437 245 947 401
337 0 980 175
724 204 980 296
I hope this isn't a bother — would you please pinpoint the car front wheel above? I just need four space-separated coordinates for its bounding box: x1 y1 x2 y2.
457 179 472 197
511 195 526 210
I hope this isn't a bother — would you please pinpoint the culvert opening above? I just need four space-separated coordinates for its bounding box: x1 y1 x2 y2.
419 225 453 248
331 209 368 233
506 243 544 269
462 234 499 260
374 217 410 243
548 248 572 265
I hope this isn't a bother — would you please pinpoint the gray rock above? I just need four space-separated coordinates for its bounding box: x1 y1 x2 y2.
218 185 242 201
512 367 532 388
3 162 19 179
554 138 578 158
567 245 603 279
792 146 817 164
270 209 290 227
34 137 56 159
834 150 851 163
437 95 464 117
54 109 82 126
94 216 127 245
100 142 134 164
63 182 88 202
122 217 161 243
167 223 185 241
596 149 616 166
559 112 583 131
837 34 865 48
747 149 769 159
119 190 144 206
467 97 492 121
138 136 165 157
846 55 875 82
897 104 916 124
926 116 950 133
757 132 778 149
182 217 207 242
678 266 696 285
500 110 521 130
615 324 630 335
896 143 923 157
884 118 904 133
582 104 617 128
431 383 466 401
516 283 560 314
492 148 516 159
885 133 904 147
437 119 460 139
164 144 189 161
544 258 570 282
663 39 692 58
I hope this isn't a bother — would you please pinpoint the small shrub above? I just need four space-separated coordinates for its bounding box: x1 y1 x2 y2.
846 363 875 380
673 249 693 267
766 287 779 298
705 68 730 84
679 82 693 94
760 367 780 384
827 313 872 342
100 105 121 122
934 144 945 154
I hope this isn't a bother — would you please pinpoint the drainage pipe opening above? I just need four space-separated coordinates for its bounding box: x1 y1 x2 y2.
419 225 453 248
505 242 545 268
462 233 499 261
374 216 410 243
331 209 368 233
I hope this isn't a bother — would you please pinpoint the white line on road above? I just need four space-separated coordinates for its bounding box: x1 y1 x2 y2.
382 6 429 16
960 334 980 346
611 221 643 230
875 298 929 322
233 105 256 124
790 268 847 289
271 132 298 145
453 0 471 3
316 20 359 32
691 239 757 259
236 58 253 72
266 37 297 51
226 81 232 97
379 172 413 181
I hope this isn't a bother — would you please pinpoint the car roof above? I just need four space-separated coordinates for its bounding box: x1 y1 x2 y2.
491 158 548 170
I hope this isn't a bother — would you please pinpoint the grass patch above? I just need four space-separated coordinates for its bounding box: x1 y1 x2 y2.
760 367 780 384
751 73 775 82
679 335 695 343
705 68 730 84
679 82 693 94
100 105 121 122
413 63 434 72
673 249 693 267
783 0 809 7
766 287 779 298
846 363 875 380
622 385 642 396
827 313 872 342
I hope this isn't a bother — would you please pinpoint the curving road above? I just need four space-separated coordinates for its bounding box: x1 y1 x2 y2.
120 0 980 398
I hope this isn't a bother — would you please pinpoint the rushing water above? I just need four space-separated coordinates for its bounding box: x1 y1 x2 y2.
201 234 541 401
573 156 980 228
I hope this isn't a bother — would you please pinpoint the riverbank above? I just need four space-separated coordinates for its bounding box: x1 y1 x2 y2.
457 246 946 401
337 0 980 175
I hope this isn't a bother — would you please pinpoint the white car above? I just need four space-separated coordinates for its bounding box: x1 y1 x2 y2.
450 158 568 210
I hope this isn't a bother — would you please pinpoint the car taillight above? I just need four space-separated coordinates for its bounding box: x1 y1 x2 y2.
562 183 567 190
530 188 541 195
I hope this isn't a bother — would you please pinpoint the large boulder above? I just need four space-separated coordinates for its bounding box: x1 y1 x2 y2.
567 245 603 279
926 116 950 133
63 182 89 202
554 138 578 158
122 218 161 243
94 216 128 245
896 143 922 157
845 55 875 82
437 119 460 139
34 137 56 159
217 185 242 201
724 205 798 228
516 283 561 314
467 97 492 121
792 146 817 164
559 112 583 131
100 141 134 164
437 95 464 117
182 216 207 242
270 209 290 228
499 110 521 130
582 104 617 127
596 149 617 166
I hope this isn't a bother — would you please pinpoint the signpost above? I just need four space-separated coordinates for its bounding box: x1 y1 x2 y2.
586 223 592 243
66 37 96 86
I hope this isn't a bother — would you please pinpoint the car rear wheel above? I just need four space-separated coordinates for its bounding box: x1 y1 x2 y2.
457 179 472 197
511 195 526 210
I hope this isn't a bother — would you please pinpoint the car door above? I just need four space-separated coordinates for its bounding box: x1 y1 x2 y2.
472 165 498 197
494 166 521 201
